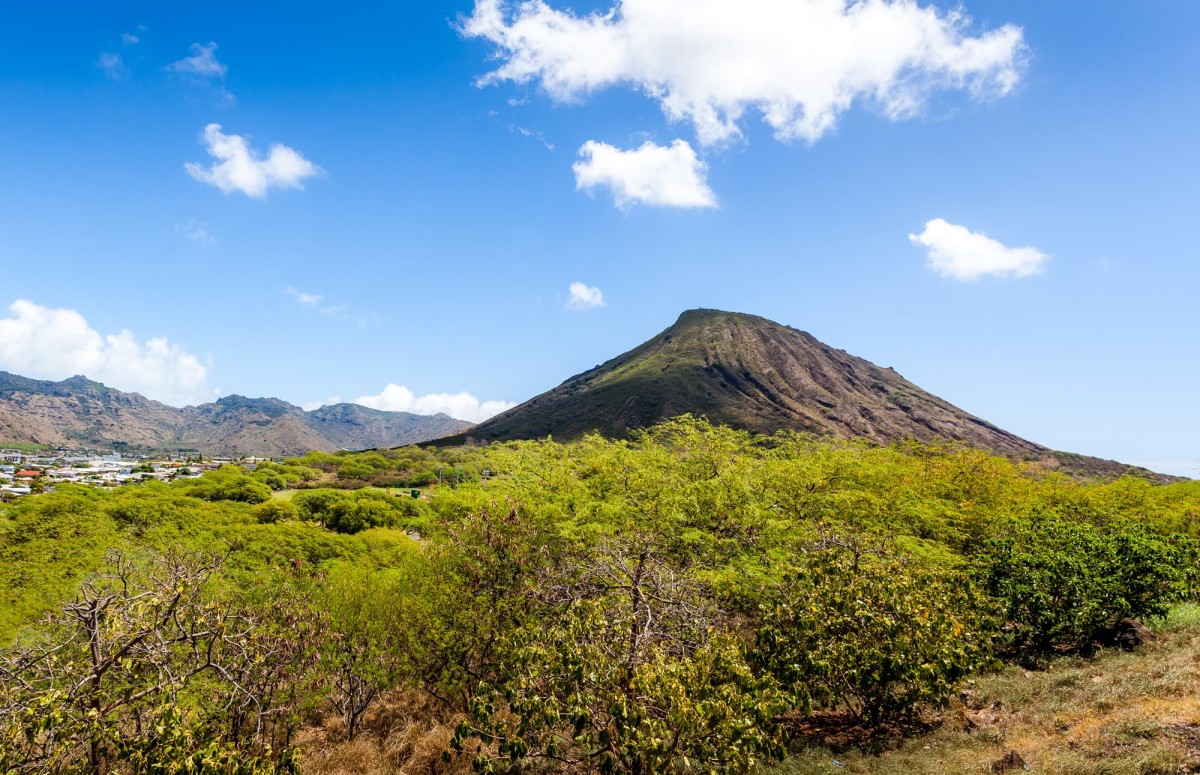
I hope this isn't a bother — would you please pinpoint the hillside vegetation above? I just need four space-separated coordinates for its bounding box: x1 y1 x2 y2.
1 417 1198 773
444 310 1171 482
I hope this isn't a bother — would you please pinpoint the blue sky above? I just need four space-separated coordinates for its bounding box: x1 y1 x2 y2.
0 1 1196 475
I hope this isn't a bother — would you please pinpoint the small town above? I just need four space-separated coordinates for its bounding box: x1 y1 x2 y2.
0 448 262 498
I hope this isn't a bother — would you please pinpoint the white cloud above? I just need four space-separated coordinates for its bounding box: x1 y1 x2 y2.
566 281 605 310
463 0 1027 146
285 286 322 306
354 384 516 423
908 218 1049 281
122 33 140 45
574 139 716 209
510 123 555 150
176 219 216 248
284 286 378 328
166 42 227 78
302 396 343 412
0 300 211 406
165 43 234 105
97 53 129 81
185 123 321 199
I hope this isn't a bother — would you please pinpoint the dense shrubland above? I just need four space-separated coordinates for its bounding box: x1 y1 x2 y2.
1 417 1197 773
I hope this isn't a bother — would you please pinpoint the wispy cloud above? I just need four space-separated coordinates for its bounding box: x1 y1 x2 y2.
185 124 321 199
909 218 1049 281
487 110 555 150
508 123 555 150
0 299 211 406
566 281 605 311
353 383 516 423
176 219 216 248
97 52 129 81
165 42 233 104
121 32 140 45
166 41 227 78
285 286 378 328
285 286 322 306
574 139 716 209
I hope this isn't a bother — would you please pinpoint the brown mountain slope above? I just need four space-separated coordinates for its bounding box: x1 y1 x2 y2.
176 397 332 457
0 373 473 456
0 374 182 448
304 403 473 450
444 309 1169 481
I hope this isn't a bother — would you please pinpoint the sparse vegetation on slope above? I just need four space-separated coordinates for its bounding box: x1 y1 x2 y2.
443 310 1174 482
773 606 1200 774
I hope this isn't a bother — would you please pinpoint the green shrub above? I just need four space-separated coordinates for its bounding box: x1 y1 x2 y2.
175 465 272 504
291 488 345 522
289 489 400 534
257 472 287 491
454 541 785 773
754 544 996 725
974 515 1198 663
252 499 299 524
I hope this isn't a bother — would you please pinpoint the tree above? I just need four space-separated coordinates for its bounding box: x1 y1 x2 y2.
454 539 785 774
975 515 1198 663
0 548 295 773
175 465 272 504
315 566 404 740
754 538 996 726
253 498 299 524
400 501 557 708
219 576 326 755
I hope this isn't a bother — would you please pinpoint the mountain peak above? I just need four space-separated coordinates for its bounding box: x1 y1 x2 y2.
445 308 1044 457
210 395 299 418
674 307 764 327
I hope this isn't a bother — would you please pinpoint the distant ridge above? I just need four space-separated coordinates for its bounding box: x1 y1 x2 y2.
441 309 1174 481
0 372 472 456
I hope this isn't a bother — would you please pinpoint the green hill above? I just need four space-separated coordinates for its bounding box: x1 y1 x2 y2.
440 309 1172 481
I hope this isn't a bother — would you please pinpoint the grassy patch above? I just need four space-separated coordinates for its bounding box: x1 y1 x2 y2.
772 606 1200 774
0 441 53 452
367 486 422 498
1147 602 1200 634
272 487 420 502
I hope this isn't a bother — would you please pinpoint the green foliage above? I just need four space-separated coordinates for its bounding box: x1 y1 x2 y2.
335 453 394 482
291 488 409 533
754 542 996 725
290 488 344 521
454 541 785 773
2 419 1200 770
0 550 301 773
975 515 1199 663
111 705 301 774
294 450 342 473
252 498 299 524
0 486 117 641
252 460 322 488
399 501 557 705
176 465 273 504
314 564 404 740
